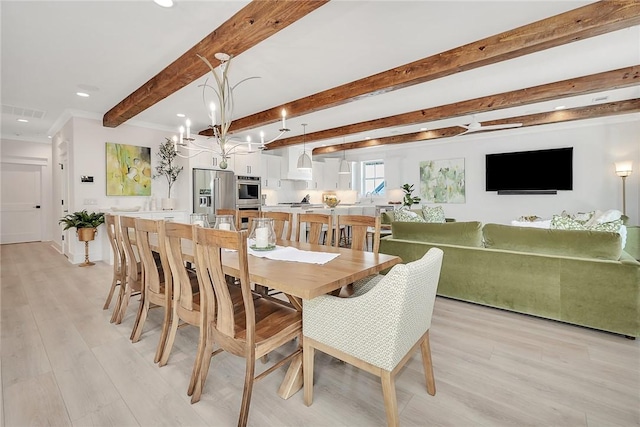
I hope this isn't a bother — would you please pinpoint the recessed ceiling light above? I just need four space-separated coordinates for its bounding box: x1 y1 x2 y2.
176 113 185 118
153 0 174 7
554 105 566 110
76 92 90 98
17 118 28 123
420 128 427 131
365 136 371 140
48 135 52 139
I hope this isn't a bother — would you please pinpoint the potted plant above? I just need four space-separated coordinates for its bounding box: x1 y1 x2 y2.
402 183 421 207
153 137 183 210
59 209 105 238
59 210 105 266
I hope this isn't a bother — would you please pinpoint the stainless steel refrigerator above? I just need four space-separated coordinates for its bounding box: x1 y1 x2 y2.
192 168 236 224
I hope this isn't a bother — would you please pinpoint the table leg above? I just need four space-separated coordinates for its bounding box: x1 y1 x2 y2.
277 352 303 399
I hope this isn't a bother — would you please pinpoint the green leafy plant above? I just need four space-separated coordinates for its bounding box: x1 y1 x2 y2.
59 210 105 230
153 137 183 198
402 183 421 207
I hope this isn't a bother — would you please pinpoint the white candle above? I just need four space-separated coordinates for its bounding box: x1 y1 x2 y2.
260 131 265 145
186 119 191 139
219 223 231 231
172 135 178 151
281 109 286 129
255 227 269 248
209 102 216 127
179 126 184 145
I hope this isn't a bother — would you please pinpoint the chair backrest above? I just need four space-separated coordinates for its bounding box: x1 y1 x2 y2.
296 213 333 245
216 209 236 218
335 214 381 254
238 209 261 231
194 228 253 341
165 221 197 312
134 217 171 296
105 214 125 272
261 211 293 241
119 215 142 286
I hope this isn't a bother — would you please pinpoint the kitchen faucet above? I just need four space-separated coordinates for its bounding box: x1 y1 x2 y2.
365 191 375 203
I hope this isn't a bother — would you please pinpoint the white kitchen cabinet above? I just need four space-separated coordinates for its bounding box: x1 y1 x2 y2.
323 158 340 190
233 151 262 176
261 154 282 189
338 173 353 190
309 161 324 190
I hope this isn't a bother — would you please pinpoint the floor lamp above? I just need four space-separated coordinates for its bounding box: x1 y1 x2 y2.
615 161 633 215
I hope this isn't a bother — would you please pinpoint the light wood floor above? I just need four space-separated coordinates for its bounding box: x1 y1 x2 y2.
2 242 639 427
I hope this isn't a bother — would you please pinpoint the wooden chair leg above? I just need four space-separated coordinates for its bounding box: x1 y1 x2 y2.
238 357 256 427
110 286 124 323
158 305 179 366
420 330 436 396
380 370 399 427
103 277 119 310
188 317 207 396
153 304 172 363
115 286 132 324
303 339 315 406
130 296 148 342
191 329 215 404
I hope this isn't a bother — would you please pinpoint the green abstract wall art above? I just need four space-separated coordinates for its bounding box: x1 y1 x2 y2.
106 142 152 196
419 158 465 203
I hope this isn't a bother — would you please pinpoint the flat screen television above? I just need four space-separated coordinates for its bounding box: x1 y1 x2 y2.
486 147 573 194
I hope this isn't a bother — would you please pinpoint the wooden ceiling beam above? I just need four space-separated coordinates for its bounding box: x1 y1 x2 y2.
265 65 639 149
229 0 640 134
312 99 640 155
102 0 328 128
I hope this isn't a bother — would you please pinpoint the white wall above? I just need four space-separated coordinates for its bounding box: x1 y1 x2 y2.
348 116 639 225
0 138 54 241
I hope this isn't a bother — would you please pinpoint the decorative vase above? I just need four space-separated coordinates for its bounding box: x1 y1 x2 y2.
248 218 276 250
162 198 176 210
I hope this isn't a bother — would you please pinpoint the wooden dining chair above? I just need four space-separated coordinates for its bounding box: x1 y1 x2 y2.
215 209 236 220
130 217 172 364
191 227 302 427
261 210 293 240
104 214 125 315
113 215 143 325
334 214 381 254
237 209 260 231
296 212 333 246
160 222 244 396
303 248 444 427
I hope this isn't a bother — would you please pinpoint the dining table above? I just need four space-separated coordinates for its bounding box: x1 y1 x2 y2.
147 228 402 399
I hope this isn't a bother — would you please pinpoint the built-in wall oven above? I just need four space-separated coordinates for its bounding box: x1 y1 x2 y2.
236 175 261 229
236 175 261 207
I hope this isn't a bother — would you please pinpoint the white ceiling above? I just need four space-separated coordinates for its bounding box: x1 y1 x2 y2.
2 1 639 152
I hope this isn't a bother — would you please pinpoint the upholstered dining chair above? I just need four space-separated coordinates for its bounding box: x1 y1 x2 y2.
130 217 172 364
191 227 302 427
113 215 143 325
160 222 244 396
296 212 333 246
104 214 125 315
302 247 444 427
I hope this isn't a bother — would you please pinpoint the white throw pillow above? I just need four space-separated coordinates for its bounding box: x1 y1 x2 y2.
594 209 623 224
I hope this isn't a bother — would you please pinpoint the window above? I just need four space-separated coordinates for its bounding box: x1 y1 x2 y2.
361 160 385 195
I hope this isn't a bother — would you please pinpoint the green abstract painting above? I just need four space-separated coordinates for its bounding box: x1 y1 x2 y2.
106 142 152 196
419 158 465 203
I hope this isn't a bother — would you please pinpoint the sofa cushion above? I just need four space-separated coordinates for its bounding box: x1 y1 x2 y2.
422 205 446 223
391 221 483 247
394 208 426 222
483 223 622 261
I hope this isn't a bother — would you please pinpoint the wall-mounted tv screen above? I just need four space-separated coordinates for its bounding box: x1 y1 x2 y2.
486 147 573 193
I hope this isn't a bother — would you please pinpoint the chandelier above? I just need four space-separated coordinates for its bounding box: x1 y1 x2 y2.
172 52 289 169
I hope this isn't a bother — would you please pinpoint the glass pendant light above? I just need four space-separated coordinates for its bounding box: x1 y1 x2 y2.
297 123 312 170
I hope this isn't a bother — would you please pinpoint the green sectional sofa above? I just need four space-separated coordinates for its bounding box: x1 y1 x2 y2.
379 221 640 338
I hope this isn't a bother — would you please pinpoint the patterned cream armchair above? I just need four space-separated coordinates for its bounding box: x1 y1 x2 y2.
302 247 444 427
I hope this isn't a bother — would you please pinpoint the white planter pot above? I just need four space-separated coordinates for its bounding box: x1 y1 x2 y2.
161 198 176 210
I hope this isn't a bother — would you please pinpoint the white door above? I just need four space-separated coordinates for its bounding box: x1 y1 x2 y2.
1 164 42 244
